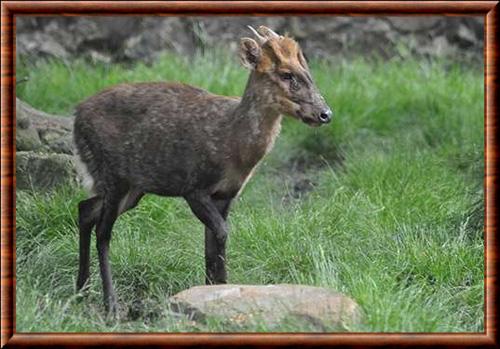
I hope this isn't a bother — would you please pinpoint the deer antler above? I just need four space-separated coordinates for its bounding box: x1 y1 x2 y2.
257 26 281 40
246 25 266 44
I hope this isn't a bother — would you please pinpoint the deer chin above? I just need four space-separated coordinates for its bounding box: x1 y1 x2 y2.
302 118 322 127
295 110 322 127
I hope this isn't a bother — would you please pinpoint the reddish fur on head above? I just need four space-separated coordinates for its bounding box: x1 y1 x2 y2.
239 26 332 126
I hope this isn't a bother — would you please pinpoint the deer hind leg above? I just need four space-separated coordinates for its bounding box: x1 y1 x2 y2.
76 189 143 293
95 186 129 315
76 196 102 291
185 193 232 284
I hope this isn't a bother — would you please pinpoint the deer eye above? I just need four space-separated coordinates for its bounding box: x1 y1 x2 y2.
280 72 294 81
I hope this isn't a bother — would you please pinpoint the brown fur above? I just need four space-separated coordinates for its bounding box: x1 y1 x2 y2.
73 26 332 314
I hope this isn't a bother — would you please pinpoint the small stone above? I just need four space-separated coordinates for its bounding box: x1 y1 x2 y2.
169 284 361 331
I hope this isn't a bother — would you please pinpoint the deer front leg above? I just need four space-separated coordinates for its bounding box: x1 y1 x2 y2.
185 193 230 284
205 198 232 284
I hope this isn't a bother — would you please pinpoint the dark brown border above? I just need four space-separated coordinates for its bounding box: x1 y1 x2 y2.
1 1 498 348
485 2 499 347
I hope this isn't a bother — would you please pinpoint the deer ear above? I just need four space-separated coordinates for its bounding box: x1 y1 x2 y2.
239 37 261 70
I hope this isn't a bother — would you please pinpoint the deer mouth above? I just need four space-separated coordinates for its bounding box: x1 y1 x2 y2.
302 118 322 127
298 112 322 127
295 108 323 127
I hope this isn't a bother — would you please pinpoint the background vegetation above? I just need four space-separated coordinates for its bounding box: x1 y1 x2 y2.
16 51 484 332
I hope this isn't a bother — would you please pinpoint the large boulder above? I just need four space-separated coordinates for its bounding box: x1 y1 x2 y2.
16 98 74 153
16 151 76 190
16 99 77 191
169 284 361 331
16 125 42 152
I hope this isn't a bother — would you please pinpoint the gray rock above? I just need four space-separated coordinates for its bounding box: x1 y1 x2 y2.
123 18 196 61
422 35 454 57
16 151 75 191
388 17 441 32
16 99 77 191
169 284 361 331
38 129 74 154
16 127 42 151
17 32 70 61
16 98 74 154
16 98 73 132
16 17 483 64
47 133 74 155
16 105 31 129
457 24 478 45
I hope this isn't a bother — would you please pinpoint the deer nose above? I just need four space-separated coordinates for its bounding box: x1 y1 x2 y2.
318 109 332 124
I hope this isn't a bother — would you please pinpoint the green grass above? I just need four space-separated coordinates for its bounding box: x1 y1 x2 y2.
16 51 484 332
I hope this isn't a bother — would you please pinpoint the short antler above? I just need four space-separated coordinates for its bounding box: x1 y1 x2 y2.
247 25 282 44
246 25 266 44
257 26 281 40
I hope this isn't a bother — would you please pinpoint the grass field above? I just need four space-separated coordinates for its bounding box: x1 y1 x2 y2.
16 51 484 332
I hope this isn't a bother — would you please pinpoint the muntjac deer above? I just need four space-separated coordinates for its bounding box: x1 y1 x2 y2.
74 26 332 314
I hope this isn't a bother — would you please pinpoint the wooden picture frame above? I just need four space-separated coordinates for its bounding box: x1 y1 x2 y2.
1 1 498 347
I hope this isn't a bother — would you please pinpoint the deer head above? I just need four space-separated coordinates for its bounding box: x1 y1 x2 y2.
239 25 332 126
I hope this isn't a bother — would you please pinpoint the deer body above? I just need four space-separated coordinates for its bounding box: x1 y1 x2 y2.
74 26 332 315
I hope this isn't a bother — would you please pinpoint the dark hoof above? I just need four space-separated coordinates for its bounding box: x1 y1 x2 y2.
205 276 227 285
104 293 120 320
76 276 90 292
105 301 121 321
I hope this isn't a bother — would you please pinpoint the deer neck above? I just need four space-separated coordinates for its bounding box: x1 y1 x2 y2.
230 72 283 168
